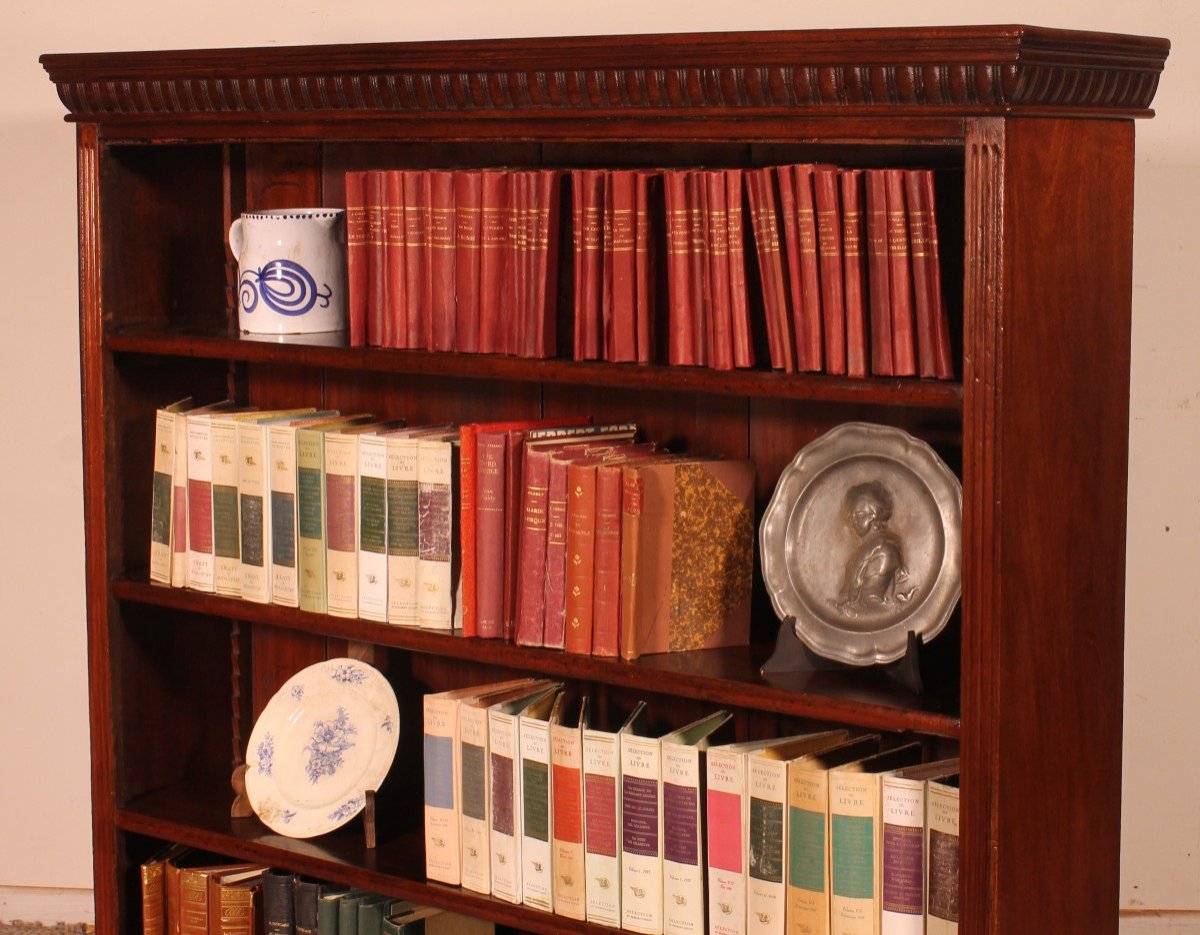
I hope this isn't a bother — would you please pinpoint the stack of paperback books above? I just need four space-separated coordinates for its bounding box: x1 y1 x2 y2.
423 680 961 935
151 403 754 658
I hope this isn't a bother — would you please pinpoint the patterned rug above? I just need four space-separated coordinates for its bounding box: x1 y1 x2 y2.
0 924 92 934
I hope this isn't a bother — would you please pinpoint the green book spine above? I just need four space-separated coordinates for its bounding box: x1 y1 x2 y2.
297 426 327 613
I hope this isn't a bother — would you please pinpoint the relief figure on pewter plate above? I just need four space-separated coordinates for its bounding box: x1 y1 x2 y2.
833 480 917 615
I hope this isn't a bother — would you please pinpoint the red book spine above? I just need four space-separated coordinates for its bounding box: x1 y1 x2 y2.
590 462 624 658
663 170 695 366
904 169 939 378
454 170 482 353
402 169 428 351
514 446 553 647
501 428 524 641
421 171 437 349
542 454 572 650
793 164 825 373
634 171 655 364
775 165 813 370
813 165 847 375
745 168 793 371
478 170 509 354
687 170 711 366
475 432 507 639
884 168 917 376
601 171 615 359
840 169 869 378
609 170 637 362
459 424 479 638
921 169 955 379
572 170 604 361
725 168 753 369
366 170 386 347
530 170 561 359
384 170 407 349
705 170 734 371
345 170 369 348
428 170 457 352
508 171 526 357
865 170 895 376
563 460 598 654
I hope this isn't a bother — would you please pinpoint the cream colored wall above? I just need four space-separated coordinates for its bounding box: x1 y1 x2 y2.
2 0 1195 920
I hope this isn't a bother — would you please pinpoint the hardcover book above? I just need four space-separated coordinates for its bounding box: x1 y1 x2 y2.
150 398 192 585
206 867 265 935
550 696 590 920
925 777 960 935
417 431 462 630
521 691 565 912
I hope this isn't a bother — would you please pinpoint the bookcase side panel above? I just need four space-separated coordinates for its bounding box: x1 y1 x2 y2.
989 116 1134 934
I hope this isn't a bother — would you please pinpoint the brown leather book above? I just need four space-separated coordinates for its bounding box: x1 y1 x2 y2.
529 169 562 359
478 170 510 354
904 169 939 378
634 170 656 364
865 170 894 375
591 458 625 657
345 170 369 348
792 164 825 373
840 169 870 378
619 458 754 660
563 456 601 654
402 169 428 351
687 170 711 366
475 431 508 639
663 169 696 366
572 169 605 360
608 169 638 362
705 170 734 371
366 170 386 348
141 844 188 935
725 168 754 369
454 170 482 353
745 167 793 371
884 168 917 375
813 165 847 375
206 868 264 935
428 170 457 352
384 169 407 349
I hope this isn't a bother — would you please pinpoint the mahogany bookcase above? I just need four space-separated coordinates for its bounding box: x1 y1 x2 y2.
42 25 1168 934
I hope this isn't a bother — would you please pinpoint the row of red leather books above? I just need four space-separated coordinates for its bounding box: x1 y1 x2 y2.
346 168 562 357
459 417 754 661
745 164 955 378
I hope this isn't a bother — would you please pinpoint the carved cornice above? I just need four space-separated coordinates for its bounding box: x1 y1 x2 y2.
41 25 1169 124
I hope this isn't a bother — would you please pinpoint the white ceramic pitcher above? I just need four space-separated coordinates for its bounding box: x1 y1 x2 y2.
228 208 347 334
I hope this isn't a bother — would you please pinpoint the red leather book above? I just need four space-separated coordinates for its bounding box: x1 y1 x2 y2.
474 431 507 639
634 170 656 364
884 168 917 375
608 169 637 362
384 170 407 349
366 170 386 348
663 170 695 366
514 443 557 647
501 427 525 641
839 169 869 378
513 170 533 357
542 451 576 651
865 170 895 376
590 459 624 658
402 169 428 351
745 167 793 371
705 170 734 371
904 169 939 378
776 165 814 370
792 164 825 373
922 169 955 380
687 170 711 366
478 170 510 354
530 169 562 359
345 170 369 348
813 165 847 375
725 168 753 369
454 170 482 353
572 169 605 361
428 170 457 352
563 457 600 655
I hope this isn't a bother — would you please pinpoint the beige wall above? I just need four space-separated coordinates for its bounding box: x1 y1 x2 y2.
3 0 1195 921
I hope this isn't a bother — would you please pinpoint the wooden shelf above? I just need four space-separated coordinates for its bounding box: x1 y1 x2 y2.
113 576 961 738
105 322 965 410
117 781 611 935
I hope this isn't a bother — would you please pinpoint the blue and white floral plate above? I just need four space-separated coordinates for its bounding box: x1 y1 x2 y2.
244 658 399 838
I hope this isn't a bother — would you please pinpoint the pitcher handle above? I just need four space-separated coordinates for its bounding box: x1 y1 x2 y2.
228 218 244 259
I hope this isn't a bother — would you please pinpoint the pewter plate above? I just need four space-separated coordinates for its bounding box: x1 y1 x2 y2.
760 422 962 666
